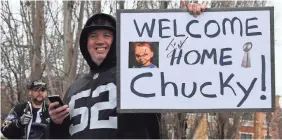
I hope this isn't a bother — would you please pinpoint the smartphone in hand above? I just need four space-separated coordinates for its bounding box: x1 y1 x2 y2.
48 95 64 107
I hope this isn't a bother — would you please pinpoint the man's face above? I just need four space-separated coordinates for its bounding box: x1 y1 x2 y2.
134 44 154 66
29 88 47 103
87 29 114 65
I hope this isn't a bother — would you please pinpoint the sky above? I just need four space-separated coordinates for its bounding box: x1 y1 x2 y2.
4 0 282 106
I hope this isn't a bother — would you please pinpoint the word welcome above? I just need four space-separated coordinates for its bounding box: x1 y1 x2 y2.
133 17 262 38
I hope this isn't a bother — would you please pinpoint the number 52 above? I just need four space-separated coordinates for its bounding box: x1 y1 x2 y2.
69 83 117 135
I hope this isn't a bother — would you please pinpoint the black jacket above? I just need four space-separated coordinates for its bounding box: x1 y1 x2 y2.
49 68 160 139
1 101 50 139
49 13 160 139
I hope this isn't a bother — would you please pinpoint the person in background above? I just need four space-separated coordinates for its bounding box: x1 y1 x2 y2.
1 80 50 139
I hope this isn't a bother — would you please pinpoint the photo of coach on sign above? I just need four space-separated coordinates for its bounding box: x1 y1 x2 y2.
117 7 275 113
129 42 159 68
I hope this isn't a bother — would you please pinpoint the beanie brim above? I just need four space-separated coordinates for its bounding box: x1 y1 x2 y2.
81 25 116 37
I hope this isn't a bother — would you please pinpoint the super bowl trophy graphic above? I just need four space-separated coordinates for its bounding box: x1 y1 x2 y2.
241 42 252 68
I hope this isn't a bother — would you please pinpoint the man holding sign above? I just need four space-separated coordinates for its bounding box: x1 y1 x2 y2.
48 3 206 139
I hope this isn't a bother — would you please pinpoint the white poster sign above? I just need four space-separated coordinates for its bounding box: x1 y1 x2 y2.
117 7 275 113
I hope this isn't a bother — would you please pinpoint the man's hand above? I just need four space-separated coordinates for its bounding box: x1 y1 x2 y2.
186 3 207 17
19 112 32 125
49 102 70 124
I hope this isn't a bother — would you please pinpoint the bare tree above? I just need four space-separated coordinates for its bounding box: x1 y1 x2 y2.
62 1 74 95
1 1 31 105
118 1 125 10
92 1 101 14
136 0 150 9
30 1 44 81
159 1 170 9
70 1 85 83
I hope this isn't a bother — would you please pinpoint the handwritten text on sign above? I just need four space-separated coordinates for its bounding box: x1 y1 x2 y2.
118 9 274 112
